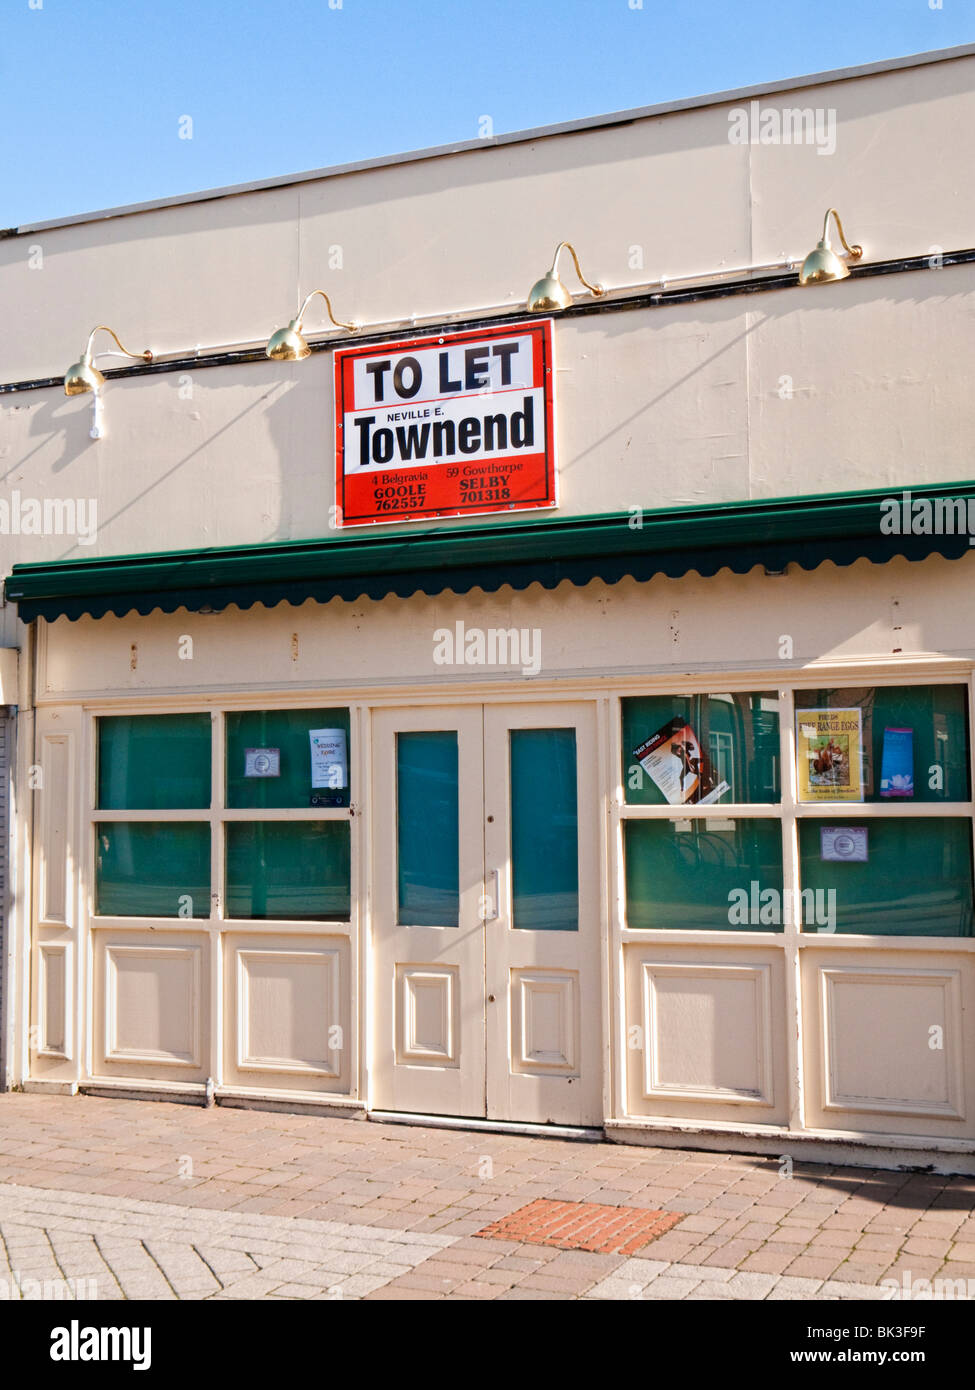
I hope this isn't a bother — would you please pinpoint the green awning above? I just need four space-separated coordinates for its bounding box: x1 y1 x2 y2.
6 482 974 623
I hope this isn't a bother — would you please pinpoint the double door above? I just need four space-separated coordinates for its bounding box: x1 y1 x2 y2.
371 702 602 1125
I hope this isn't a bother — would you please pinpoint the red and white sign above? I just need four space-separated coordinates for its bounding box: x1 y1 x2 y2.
333 318 556 526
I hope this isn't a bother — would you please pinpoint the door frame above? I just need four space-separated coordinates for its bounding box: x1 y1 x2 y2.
365 692 613 1128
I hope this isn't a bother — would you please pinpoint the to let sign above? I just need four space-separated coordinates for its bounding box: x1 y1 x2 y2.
334 319 556 526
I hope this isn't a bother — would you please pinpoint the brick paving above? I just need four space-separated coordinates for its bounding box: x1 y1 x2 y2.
475 1197 684 1254
0 1093 973 1300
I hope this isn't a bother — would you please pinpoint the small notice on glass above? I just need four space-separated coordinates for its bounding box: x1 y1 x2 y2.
244 748 280 778
309 728 348 789
820 826 868 862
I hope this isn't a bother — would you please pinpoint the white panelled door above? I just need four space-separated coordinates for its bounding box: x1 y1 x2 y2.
371 702 602 1126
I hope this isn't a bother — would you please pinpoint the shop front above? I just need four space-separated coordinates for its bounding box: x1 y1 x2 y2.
7 525 975 1168
4 44 975 1168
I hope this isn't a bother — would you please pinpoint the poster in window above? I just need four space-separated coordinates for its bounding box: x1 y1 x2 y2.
796 708 864 801
879 726 914 798
632 718 730 805
309 729 348 790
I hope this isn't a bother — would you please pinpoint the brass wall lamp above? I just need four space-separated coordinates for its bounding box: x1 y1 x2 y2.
798 208 863 285
266 289 358 361
63 325 153 440
63 325 153 395
527 242 605 312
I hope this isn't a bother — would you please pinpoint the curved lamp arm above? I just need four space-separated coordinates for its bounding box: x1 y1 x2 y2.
549 242 605 296
84 325 153 363
822 209 862 262
293 290 358 332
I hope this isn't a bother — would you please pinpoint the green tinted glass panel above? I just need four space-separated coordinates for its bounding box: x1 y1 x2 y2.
510 729 578 931
798 818 973 936
95 822 210 917
624 818 783 930
226 821 351 920
795 685 970 803
397 731 458 927
98 715 211 810
226 708 351 809
623 694 780 806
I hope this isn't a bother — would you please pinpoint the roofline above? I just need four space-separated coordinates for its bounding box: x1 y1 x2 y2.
7 41 975 238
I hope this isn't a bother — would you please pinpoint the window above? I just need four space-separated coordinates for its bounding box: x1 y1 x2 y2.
794 685 969 804
797 817 973 936
621 692 783 931
624 818 783 931
623 693 780 806
226 708 351 809
226 821 351 920
794 684 973 937
95 822 209 918
396 730 458 927
98 713 211 810
94 708 353 924
510 728 579 931
95 714 211 918
620 683 975 937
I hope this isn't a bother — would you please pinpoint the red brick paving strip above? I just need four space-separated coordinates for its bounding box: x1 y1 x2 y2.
475 1198 684 1256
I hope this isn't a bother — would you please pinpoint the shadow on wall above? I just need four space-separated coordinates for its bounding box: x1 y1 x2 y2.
5 370 297 565
561 264 975 510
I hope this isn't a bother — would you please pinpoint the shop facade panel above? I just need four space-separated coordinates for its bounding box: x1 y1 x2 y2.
622 944 789 1124
800 949 974 1137
93 932 209 1081
223 935 351 1091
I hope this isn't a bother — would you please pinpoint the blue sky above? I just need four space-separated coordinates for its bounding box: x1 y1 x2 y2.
3 0 973 227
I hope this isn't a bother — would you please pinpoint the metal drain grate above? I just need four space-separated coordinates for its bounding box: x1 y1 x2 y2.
475 1198 684 1256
